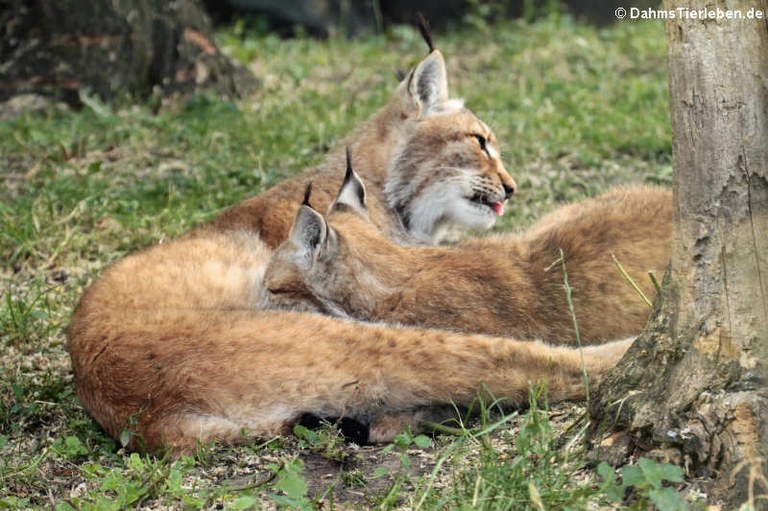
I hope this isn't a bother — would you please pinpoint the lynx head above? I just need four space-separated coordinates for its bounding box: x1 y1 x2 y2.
385 49 516 243
263 152 404 318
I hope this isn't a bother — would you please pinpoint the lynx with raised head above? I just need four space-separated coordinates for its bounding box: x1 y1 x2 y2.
203 49 515 246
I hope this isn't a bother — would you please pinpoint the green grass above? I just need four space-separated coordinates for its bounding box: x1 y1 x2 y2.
0 12 684 509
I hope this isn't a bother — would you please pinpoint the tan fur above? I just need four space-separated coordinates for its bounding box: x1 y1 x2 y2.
265 181 673 345
200 51 515 247
67 228 631 453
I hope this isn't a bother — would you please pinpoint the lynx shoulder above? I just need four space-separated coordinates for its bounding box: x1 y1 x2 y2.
264 164 672 345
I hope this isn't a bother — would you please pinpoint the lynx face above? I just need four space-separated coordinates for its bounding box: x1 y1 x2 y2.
263 209 388 319
381 50 515 243
386 109 515 243
261 236 344 317
263 166 398 318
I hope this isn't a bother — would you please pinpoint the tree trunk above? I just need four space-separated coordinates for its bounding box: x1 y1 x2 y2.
589 0 768 507
0 0 257 105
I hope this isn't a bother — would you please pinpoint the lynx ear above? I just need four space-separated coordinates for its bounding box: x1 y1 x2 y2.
331 147 368 217
408 50 449 117
288 204 328 263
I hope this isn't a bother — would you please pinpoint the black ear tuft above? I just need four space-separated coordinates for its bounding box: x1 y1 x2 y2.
344 146 354 182
303 181 313 207
415 13 435 53
394 68 407 82
333 147 367 215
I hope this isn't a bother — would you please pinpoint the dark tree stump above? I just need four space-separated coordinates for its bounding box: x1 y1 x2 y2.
0 0 257 105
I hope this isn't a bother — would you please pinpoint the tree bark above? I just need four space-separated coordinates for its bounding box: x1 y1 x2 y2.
589 0 768 507
0 0 257 105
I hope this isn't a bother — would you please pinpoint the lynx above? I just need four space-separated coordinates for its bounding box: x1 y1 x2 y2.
264 162 673 345
67 228 632 453
202 48 516 246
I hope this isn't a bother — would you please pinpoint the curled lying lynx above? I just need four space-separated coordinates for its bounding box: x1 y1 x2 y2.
67 43 628 455
67 227 632 453
202 48 515 246
264 162 673 345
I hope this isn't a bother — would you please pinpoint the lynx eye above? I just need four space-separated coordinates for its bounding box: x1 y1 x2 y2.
265 287 284 299
472 134 490 156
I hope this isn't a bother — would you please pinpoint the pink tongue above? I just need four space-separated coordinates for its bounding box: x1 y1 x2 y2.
491 201 505 216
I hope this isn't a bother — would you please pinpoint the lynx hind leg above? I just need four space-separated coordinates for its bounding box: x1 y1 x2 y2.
140 413 292 455
368 405 462 443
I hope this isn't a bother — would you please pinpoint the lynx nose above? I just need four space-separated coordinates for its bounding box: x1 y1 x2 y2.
502 183 515 200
